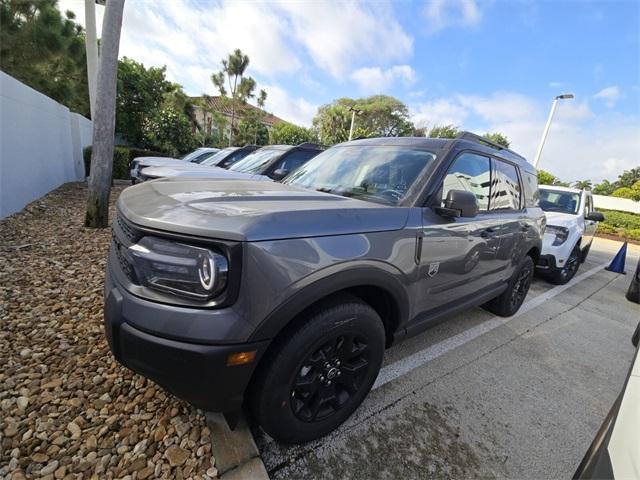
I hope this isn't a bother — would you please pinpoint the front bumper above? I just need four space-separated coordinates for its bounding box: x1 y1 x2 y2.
104 269 269 412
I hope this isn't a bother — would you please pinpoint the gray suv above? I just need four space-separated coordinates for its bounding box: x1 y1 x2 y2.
104 132 544 443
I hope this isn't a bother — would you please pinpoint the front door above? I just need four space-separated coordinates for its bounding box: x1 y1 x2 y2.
583 193 597 245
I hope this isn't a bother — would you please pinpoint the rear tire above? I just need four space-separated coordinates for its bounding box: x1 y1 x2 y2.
484 256 534 317
550 245 581 285
249 294 385 443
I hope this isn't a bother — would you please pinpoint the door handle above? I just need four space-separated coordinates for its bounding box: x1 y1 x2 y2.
521 224 531 232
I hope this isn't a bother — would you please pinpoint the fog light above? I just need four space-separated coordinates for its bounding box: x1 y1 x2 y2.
227 351 257 366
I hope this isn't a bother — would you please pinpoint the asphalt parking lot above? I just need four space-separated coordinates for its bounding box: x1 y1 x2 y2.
253 237 640 479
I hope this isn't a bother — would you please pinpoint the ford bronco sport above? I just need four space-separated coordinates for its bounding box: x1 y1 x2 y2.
104 132 544 443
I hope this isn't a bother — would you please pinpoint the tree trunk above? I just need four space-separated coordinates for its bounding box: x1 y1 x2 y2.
85 0 125 228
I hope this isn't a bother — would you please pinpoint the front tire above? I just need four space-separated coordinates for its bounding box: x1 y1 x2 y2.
484 256 534 317
250 294 385 443
550 245 581 285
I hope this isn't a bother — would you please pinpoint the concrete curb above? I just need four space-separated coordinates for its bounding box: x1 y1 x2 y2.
206 413 269 480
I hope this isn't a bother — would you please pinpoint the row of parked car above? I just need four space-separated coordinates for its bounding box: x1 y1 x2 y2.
106 132 605 443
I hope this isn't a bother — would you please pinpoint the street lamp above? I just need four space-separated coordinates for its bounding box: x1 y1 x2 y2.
532 93 574 168
348 106 362 141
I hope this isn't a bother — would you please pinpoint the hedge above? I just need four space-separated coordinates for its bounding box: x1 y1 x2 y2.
83 146 170 179
596 208 640 241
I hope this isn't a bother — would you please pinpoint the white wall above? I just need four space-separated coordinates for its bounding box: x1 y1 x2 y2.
0 72 92 219
593 194 640 214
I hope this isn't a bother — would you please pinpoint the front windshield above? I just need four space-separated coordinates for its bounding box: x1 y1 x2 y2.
284 145 436 205
229 148 284 174
200 148 239 166
180 149 206 162
539 189 581 214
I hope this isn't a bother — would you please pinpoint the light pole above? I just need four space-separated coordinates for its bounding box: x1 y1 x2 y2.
348 106 362 141
533 93 574 168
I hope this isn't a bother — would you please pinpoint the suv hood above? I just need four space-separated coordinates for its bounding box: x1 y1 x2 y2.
544 211 578 228
117 178 410 241
141 164 270 181
133 157 190 168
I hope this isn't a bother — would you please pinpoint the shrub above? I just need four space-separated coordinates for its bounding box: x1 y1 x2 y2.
596 208 640 241
83 146 170 179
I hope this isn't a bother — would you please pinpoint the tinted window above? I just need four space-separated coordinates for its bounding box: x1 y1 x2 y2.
273 150 319 174
200 147 239 166
490 159 521 210
230 148 285 173
443 153 491 211
218 149 253 168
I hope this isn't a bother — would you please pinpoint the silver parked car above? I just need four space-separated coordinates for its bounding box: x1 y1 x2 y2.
130 147 220 184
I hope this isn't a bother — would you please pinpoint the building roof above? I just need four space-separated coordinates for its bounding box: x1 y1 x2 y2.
192 95 285 126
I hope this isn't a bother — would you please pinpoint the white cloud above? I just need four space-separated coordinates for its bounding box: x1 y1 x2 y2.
423 0 483 33
593 86 621 107
410 92 639 183
277 1 413 77
350 65 416 93
262 84 318 127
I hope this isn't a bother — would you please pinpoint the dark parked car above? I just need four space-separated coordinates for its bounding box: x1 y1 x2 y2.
199 145 260 169
104 132 544 443
139 143 325 182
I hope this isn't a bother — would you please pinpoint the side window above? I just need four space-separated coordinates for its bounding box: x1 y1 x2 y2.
522 171 539 207
490 159 522 210
442 152 491 211
585 194 593 215
276 150 318 173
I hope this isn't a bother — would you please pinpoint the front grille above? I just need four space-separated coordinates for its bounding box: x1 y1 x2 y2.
111 212 141 283
116 213 140 243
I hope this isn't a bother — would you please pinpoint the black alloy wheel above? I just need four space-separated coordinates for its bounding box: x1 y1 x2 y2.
290 333 371 422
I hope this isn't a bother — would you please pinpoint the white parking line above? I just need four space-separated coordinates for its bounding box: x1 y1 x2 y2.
372 263 609 390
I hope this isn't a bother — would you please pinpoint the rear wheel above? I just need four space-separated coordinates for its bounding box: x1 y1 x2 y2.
484 256 534 317
550 245 581 285
250 294 385 443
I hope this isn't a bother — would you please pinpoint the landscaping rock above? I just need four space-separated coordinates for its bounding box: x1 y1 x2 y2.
0 183 217 478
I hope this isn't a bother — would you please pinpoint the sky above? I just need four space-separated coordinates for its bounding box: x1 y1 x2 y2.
59 0 640 184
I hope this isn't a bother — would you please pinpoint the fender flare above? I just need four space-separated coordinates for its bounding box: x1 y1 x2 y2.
248 263 411 342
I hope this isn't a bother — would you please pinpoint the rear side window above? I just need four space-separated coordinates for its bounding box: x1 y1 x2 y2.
442 152 491 211
522 171 539 207
490 159 522 210
275 149 319 173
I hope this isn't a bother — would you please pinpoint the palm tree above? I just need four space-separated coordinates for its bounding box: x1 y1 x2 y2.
212 49 252 146
574 180 593 191
85 0 125 228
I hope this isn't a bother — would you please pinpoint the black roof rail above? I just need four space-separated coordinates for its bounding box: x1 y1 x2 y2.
455 131 527 162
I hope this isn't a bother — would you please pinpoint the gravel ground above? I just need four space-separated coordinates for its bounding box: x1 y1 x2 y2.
1 183 217 480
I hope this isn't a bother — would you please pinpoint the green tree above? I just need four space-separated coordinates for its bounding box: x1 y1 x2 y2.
116 58 174 145
235 108 269 146
143 108 197 156
312 95 415 145
428 124 459 139
269 122 315 145
612 181 640 201
592 180 615 196
483 132 510 148
0 0 90 116
211 49 265 146
573 180 592 190
616 167 640 188
537 169 557 185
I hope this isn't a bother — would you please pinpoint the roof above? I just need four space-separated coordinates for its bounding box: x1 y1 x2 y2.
339 137 450 149
192 96 285 126
539 185 583 194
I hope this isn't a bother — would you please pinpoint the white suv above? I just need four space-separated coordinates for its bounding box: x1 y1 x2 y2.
537 186 604 284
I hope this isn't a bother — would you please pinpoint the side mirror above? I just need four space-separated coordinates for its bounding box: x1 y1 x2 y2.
435 190 479 218
271 168 289 181
586 211 604 222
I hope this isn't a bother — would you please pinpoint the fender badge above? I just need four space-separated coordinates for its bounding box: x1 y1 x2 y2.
428 262 440 277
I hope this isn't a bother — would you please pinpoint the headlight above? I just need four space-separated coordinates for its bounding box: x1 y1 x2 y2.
127 236 228 300
546 225 569 246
